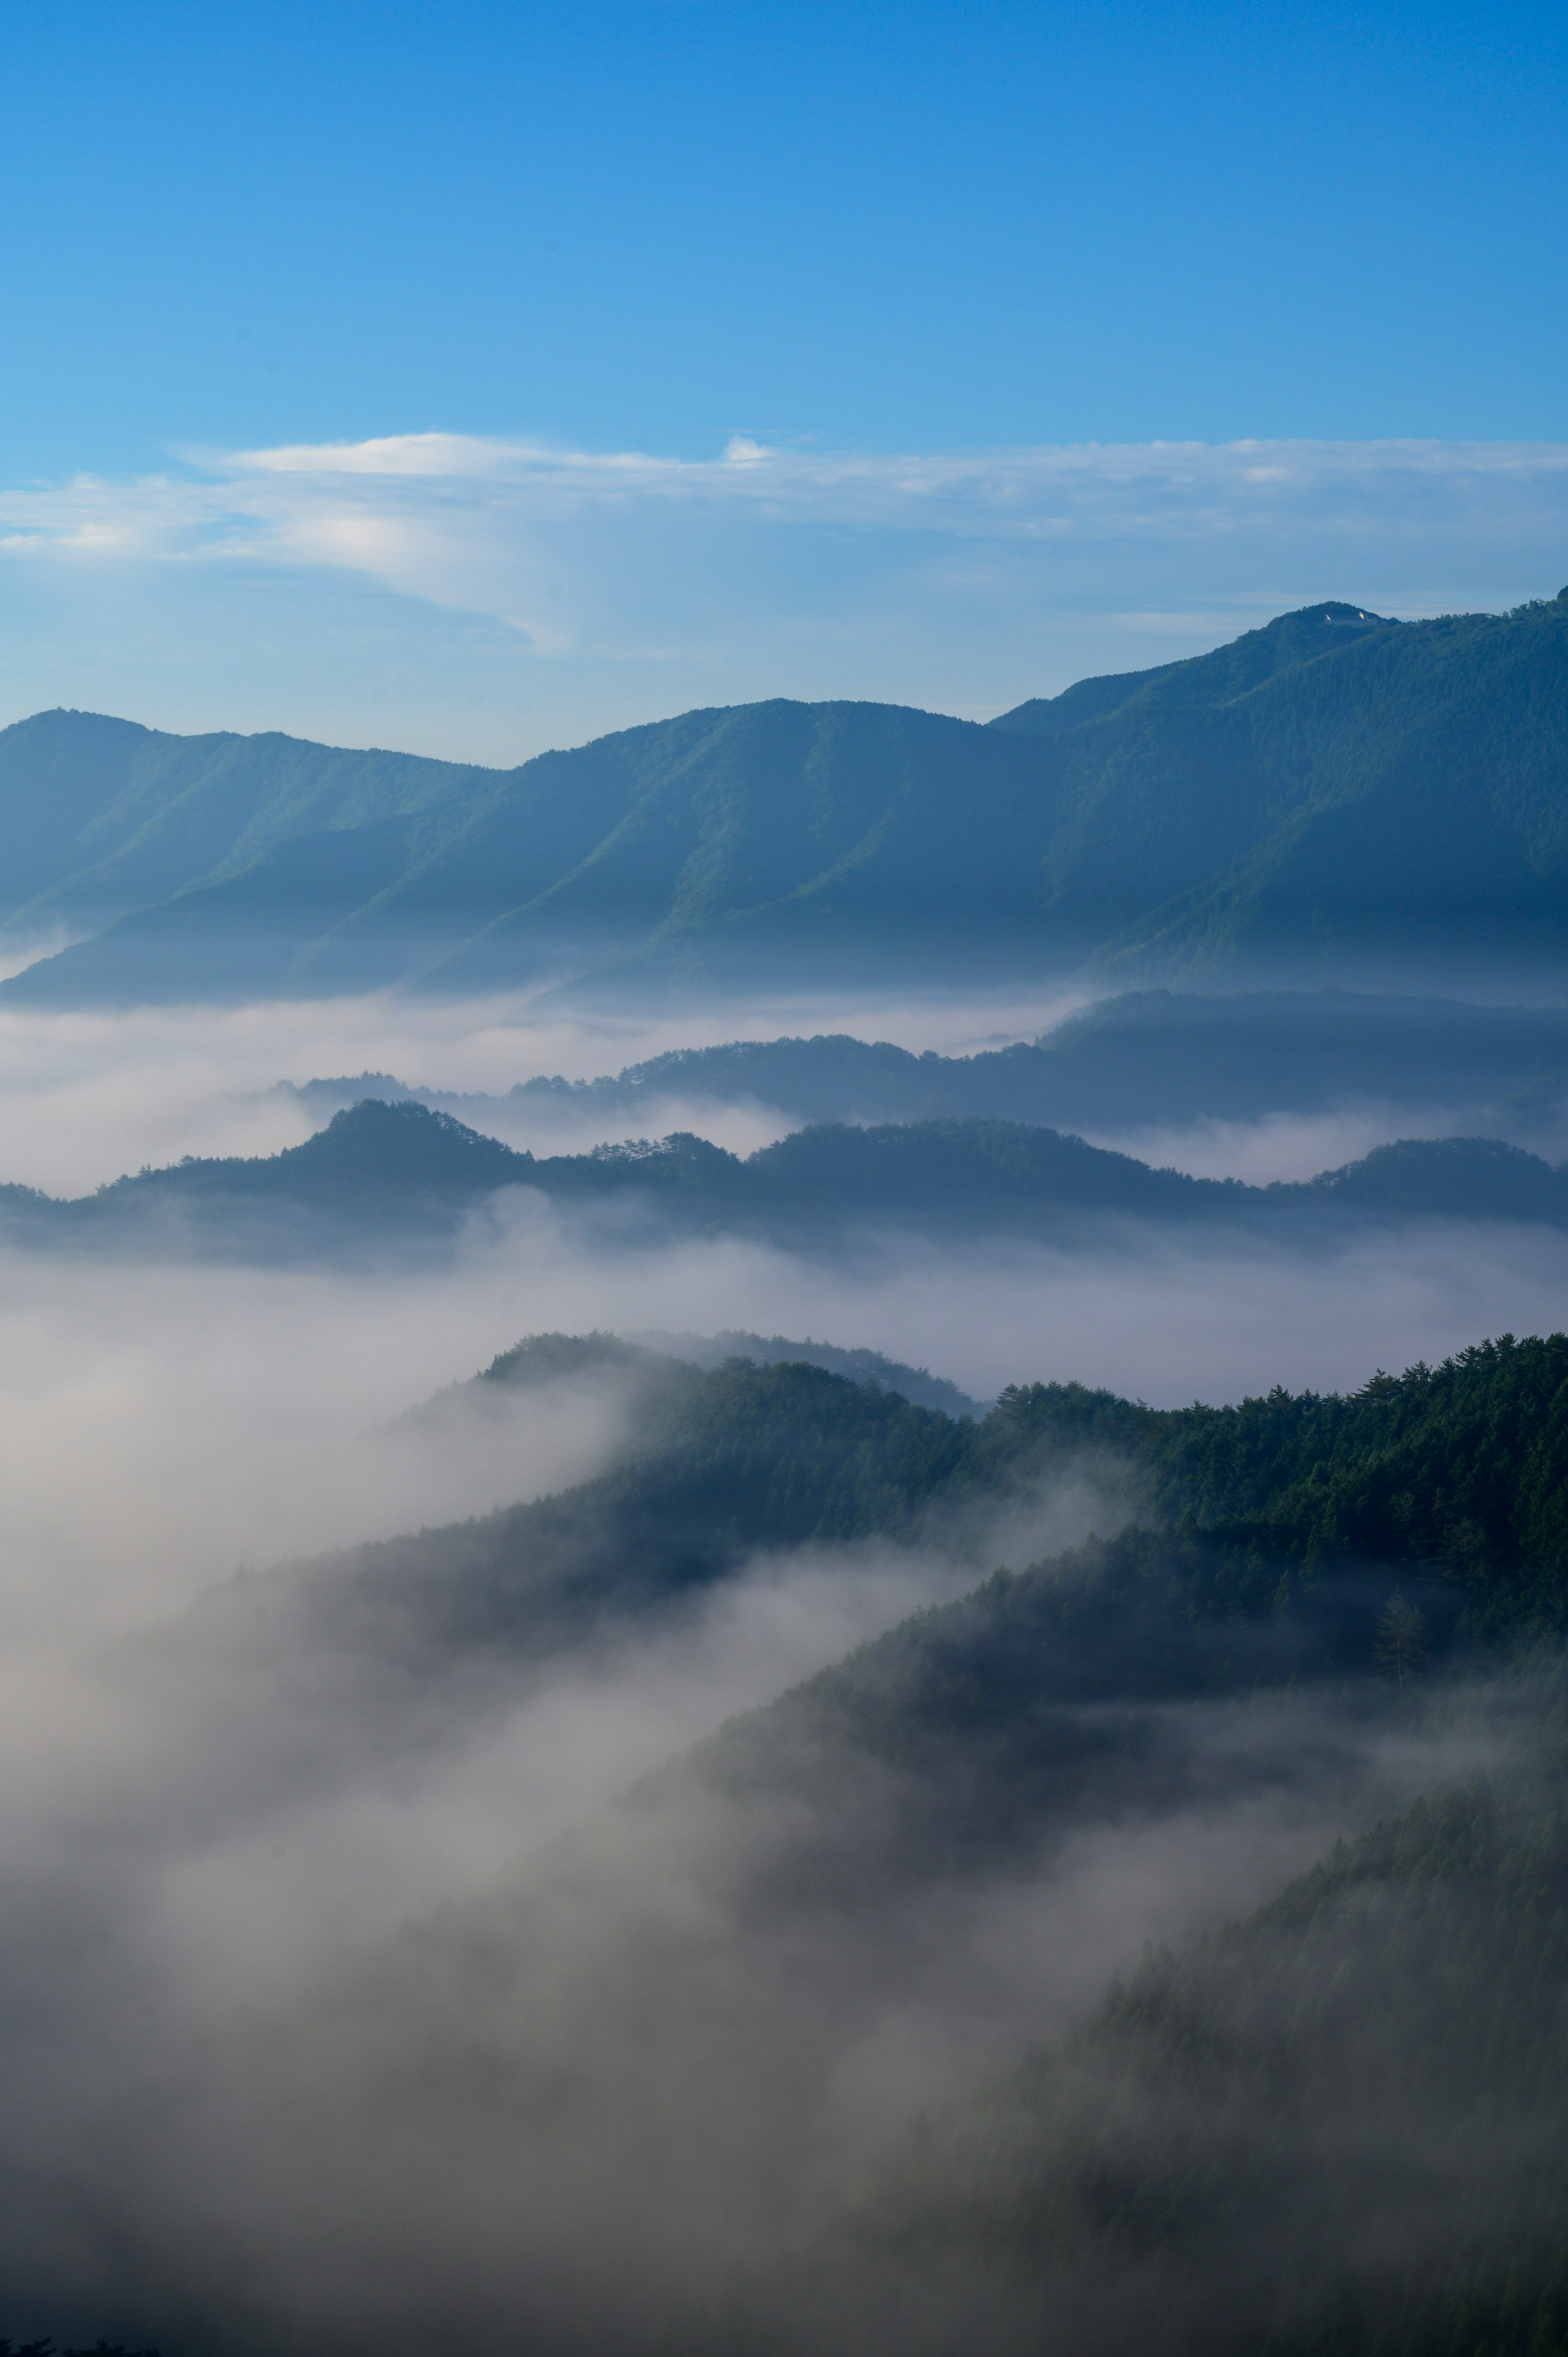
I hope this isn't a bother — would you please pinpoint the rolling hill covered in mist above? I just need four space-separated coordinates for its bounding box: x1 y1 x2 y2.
234 1329 1568 1682
414 1320 987 1420
9 1094 1568 1255
29 1327 1568 2357
3 592 1568 1004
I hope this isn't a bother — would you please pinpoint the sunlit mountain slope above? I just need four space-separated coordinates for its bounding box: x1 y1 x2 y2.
2 594 1565 1002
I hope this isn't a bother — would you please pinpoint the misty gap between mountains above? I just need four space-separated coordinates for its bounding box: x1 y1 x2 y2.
5 600 1568 2353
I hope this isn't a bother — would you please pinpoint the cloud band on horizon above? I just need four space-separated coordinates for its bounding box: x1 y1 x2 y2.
2 433 1564 763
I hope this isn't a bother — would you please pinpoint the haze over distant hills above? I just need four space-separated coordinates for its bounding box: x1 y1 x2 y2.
3 593 1567 1005
285 989 1568 1148
13 1094 1568 1259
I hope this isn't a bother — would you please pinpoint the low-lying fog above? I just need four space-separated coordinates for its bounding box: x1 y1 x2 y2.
0 985 1561 1637
0 1241 1511 2350
6 1201 1568 1621
0 986 1087 1195
0 983 1558 2349
1078 1102 1487 1182
0 984 1532 1199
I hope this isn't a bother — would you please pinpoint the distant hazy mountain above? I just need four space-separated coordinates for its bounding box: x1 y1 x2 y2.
287 990 1568 1142
9 1097 1568 1257
4 594 1567 1003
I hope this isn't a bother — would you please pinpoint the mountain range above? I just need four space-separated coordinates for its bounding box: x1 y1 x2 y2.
284 988 1568 1145
3 593 1566 1004
13 1095 1568 1256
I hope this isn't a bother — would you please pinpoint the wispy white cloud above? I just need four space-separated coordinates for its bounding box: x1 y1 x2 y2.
2 433 1564 758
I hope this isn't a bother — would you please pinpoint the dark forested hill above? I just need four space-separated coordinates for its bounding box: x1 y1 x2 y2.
187 1328 1568 2357
207 1327 1568 1684
48 1327 1568 2356
8 1096 1568 1256
628 1327 986 1417
5 593 1567 1003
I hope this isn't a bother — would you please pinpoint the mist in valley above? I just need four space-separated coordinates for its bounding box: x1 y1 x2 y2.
0 975 1559 2349
8 0 1568 2335
0 985 1089 1196
0 1235 1507 2351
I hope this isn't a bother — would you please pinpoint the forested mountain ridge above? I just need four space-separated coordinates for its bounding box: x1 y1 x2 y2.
214 1327 1568 1684
36 1328 1568 2356
0 707 487 927
417 1320 985 1420
11 1097 1568 1254
0 698 1055 1003
197 1331 1568 2357
559 1339 1568 2356
4 594 1567 1003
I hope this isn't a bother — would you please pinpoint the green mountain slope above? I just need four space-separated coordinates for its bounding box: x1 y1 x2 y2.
0 707 487 928
4 594 1567 1002
1067 598 1568 972
29 1331 1568 2354
198 1327 1568 1687
0 698 1059 1003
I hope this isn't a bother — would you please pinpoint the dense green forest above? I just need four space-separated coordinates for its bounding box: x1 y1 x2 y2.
693 1337 1568 2354
628 1338 1568 2353
4 594 1567 1003
25 1327 1568 2353
219 1328 1568 1706
619 1336 1568 1843
257 1333 1568 2351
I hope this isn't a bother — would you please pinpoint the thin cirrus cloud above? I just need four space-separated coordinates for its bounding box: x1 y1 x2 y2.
1 433 1566 762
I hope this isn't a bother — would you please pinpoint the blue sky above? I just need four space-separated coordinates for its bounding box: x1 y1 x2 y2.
2 0 1565 759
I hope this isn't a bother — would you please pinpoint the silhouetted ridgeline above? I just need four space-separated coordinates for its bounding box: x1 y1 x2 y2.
7 1097 1568 1256
4 595 1567 1003
283 989 1568 1142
